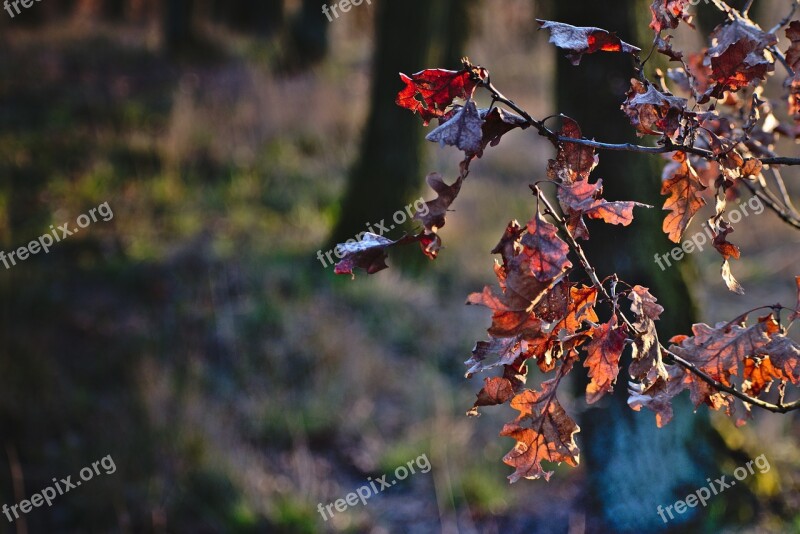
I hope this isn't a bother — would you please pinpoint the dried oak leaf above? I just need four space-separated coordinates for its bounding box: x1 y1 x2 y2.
629 285 665 323
661 151 707 243
537 19 641 66
584 315 629 404
520 212 572 282
558 179 645 239
655 34 684 62
471 376 515 409
706 19 777 95
623 79 688 137
479 107 530 156
712 221 740 261
502 374 580 482
628 363 688 427
334 233 420 277
426 99 484 155
547 116 598 184
649 0 693 33
396 68 480 125
668 316 779 402
465 336 526 377
628 287 669 384
416 171 463 234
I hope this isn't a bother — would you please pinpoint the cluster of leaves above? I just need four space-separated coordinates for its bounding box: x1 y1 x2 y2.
335 1 800 482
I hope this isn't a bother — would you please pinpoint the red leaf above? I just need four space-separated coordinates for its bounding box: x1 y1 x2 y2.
712 221 741 261
661 152 707 243
584 316 628 404
649 0 693 33
396 69 480 125
537 19 641 66
791 276 800 322
706 19 777 95
558 179 645 239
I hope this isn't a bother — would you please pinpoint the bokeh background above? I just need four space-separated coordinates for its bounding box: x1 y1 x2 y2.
0 0 799 532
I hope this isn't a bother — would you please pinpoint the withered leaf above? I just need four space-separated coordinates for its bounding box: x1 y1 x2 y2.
478 107 529 156
712 220 741 261
628 364 688 427
629 285 665 324
426 99 484 155
502 375 580 482
334 233 417 277
416 171 463 234
584 315 628 404
706 19 777 95
520 212 572 282
649 0 693 33
661 152 707 243
537 19 641 66
558 179 645 239
622 79 688 137
721 259 745 295
547 116 598 184
396 68 480 125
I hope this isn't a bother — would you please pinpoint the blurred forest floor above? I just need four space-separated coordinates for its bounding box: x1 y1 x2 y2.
0 2 799 533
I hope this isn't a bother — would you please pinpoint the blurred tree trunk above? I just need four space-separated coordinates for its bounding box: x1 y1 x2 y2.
329 0 478 254
548 1 736 532
284 0 330 68
213 0 284 36
163 0 197 53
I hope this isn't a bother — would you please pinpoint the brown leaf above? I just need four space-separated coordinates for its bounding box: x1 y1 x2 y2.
426 99 484 155
537 19 641 66
628 364 688 427
628 285 665 323
649 0 693 33
712 221 741 261
415 171 463 234
623 79 688 137
655 34 685 62
334 233 417 277
584 316 628 404
547 117 598 184
791 276 800 321
502 376 580 482
661 151 707 243
396 68 481 125
472 376 515 409
478 107 529 156
706 19 777 95
558 179 644 238
669 318 779 390
465 336 526 377
520 212 572 282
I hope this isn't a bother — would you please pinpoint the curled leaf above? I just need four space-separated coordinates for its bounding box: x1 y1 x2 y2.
537 19 641 66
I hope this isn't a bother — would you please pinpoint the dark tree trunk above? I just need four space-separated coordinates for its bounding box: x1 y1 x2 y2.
163 0 197 53
328 0 478 258
550 1 729 532
284 0 330 68
215 0 284 36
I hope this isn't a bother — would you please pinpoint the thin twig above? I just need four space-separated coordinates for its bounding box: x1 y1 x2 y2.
742 179 800 229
